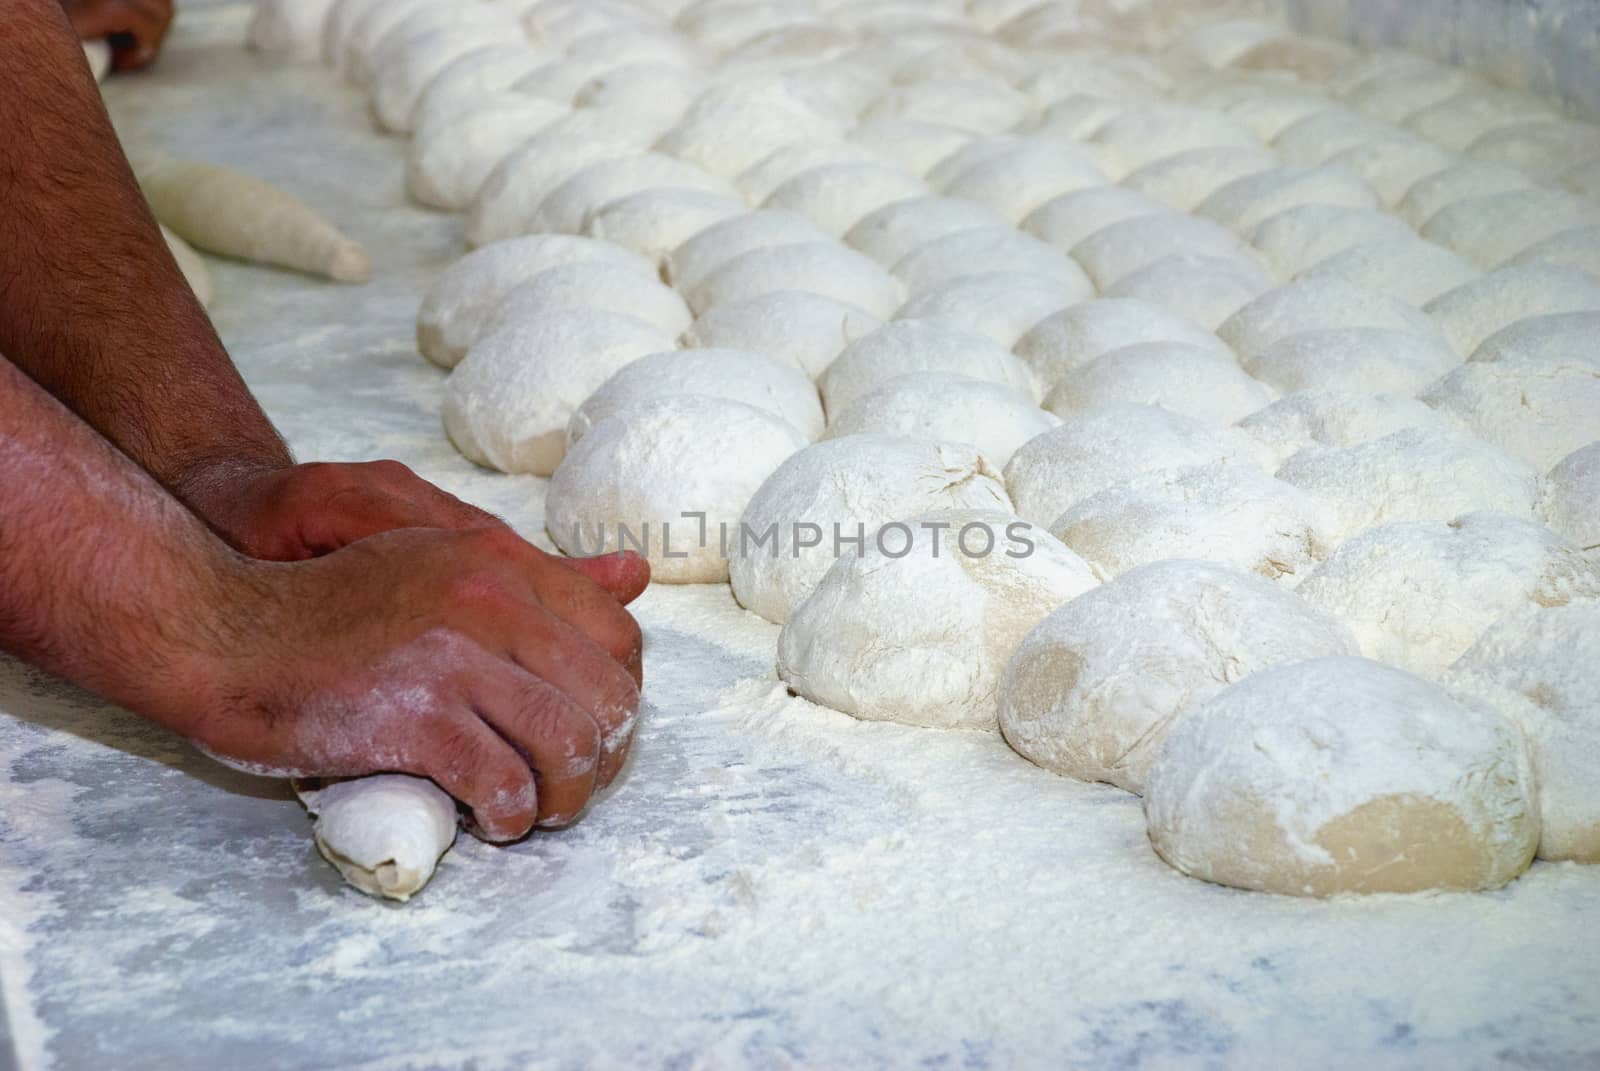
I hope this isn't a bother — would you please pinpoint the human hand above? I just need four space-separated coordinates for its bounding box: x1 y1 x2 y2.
190 524 648 842
62 0 173 71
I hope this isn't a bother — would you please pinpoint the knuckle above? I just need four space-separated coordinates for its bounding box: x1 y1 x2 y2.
442 567 515 610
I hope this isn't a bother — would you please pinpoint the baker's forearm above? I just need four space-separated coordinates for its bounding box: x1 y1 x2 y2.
0 0 291 499
0 355 250 733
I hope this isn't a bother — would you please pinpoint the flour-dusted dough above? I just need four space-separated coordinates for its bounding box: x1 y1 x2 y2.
763 163 931 237
443 310 674 476
1248 203 1416 278
936 140 1107 221
680 291 881 381
847 118 975 177
824 373 1057 467
408 44 548 136
1422 351 1600 471
1325 137 1456 207
138 159 369 283
566 348 822 445
1218 276 1446 362
296 775 457 902
1421 188 1600 267
819 319 1039 416
416 235 655 368
656 78 846 176
481 261 692 341
548 396 808 583
1021 185 1166 252
735 141 886 205
1451 603 1600 862
1090 105 1262 177
1072 212 1257 291
1144 656 1540 896
779 510 1096 730
1296 239 1481 308
1241 328 1461 397
1105 253 1272 331
890 228 1091 295
406 96 567 210
1503 226 1600 279
729 435 1012 623
1540 443 1600 550
895 272 1082 348
862 76 1031 133
533 153 738 236
1276 427 1539 542
1237 390 1465 468
1297 512 1600 678
1423 264 1600 357
1043 341 1276 427
843 196 1011 267
1118 146 1280 211
465 134 634 249
1000 559 1356 792
664 209 831 292
688 241 906 318
1050 460 1332 582
581 189 747 266
1015 298 1233 394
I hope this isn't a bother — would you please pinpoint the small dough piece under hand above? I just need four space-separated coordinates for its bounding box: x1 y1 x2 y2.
295 775 458 902
138 159 370 283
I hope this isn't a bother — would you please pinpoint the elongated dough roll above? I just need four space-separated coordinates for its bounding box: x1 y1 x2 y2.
138 159 370 283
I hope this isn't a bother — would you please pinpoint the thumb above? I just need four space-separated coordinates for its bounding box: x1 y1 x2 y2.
558 551 651 605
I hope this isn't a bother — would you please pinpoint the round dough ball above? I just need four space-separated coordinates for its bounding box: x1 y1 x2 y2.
532 153 736 235
891 228 1091 294
1241 327 1462 397
1451 602 1600 862
688 241 906 318
664 209 831 292
729 436 1013 623
1119 146 1280 211
1421 351 1600 471
895 272 1084 347
406 44 548 133
847 118 975 177
1195 164 1378 235
820 319 1039 416
844 196 1011 267
549 396 808 583
862 76 1031 133
406 95 566 210
1423 264 1600 357
1503 225 1600 279
1044 341 1277 427
1004 402 1260 526
735 141 885 204
1144 656 1540 896
442 310 675 476
567 347 823 445
581 188 747 267
1271 109 1405 167
1539 443 1600 550
1072 212 1258 291
762 162 930 236
1021 185 1167 252
1468 311 1600 368
1394 160 1535 229
936 140 1107 221
1298 512 1600 677
1238 390 1465 468
1297 239 1481 308
1421 188 1600 267
371 24 518 134
481 261 692 341
1326 137 1456 207
465 133 639 249
1276 427 1539 542
1249 203 1416 278
681 291 882 381
1105 253 1272 331
573 62 708 122
1015 298 1232 393
779 510 1098 730
1000 559 1357 792
1050 460 1332 582
656 79 846 176
1090 106 1262 177
417 236 656 369
1219 276 1446 362
824 373 1057 467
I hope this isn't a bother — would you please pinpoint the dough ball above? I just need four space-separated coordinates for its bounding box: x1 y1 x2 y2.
1238 390 1465 467
1105 253 1272 330
1249 203 1416 278
1021 185 1167 252
664 209 831 292
1241 327 1462 397
896 272 1084 347
465 133 638 248
371 24 517 134
1394 160 1535 229
567 347 823 445
1211 88 1336 143
936 140 1107 221
891 228 1090 295
1404 87 1553 151
406 96 567 210
735 141 887 204
548 396 807 583
532 153 735 235
1195 164 1378 234
482 261 692 341
847 118 975 177
1144 656 1540 896
297 774 457 902
1230 33 1356 81
825 373 1057 467
843 196 1011 267
582 188 747 267
1218 276 1446 362
862 76 1031 133
1422 352 1600 471
1451 603 1600 862
442 310 674 476
1421 188 1600 267
1004 402 1259 526
761 162 930 237
1540 443 1600 550
408 45 549 134
1276 427 1539 542
1000 559 1357 792
1072 212 1259 290
681 291 881 381
1325 137 1456 207
688 241 906 318
821 319 1039 416
1090 105 1262 176
1340 62 1470 122
1015 298 1232 393
1469 311 1600 368
249 0 337 60
1424 264 1600 357
1271 108 1404 166
417 236 655 368
729 436 1012 623
1118 145 1279 211
1467 120 1600 184
1297 239 1481 308
1298 511 1600 677
573 62 708 122
1503 225 1600 280
656 79 845 176
780 510 1097 730
1044 341 1276 426
1050 460 1332 582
